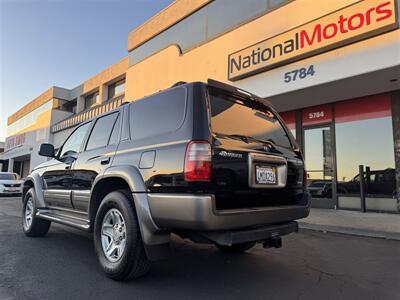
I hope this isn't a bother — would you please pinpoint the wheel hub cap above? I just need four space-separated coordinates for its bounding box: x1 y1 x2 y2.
24 197 34 230
101 209 126 262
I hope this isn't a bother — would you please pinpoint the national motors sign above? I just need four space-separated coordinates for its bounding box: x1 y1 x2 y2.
228 0 398 81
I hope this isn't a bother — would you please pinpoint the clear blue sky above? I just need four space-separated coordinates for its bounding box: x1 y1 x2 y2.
0 0 173 141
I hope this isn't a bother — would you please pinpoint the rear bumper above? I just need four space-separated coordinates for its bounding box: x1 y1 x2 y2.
195 221 298 246
147 193 310 231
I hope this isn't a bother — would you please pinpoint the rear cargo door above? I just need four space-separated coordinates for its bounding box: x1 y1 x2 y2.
208 88 305 209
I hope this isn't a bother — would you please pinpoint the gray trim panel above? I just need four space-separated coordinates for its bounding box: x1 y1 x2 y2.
147 193 310 230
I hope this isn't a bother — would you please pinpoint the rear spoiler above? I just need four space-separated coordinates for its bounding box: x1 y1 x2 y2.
207 79 272 107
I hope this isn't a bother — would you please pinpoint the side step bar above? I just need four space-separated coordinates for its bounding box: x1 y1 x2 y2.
36 209 90 231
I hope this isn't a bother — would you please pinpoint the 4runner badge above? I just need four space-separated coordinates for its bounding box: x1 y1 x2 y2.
219 151 243 159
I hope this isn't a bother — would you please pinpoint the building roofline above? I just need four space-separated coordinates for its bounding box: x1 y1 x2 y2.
7 56 129 126
127 0 211 52
7 87 56 126
82 56 128 95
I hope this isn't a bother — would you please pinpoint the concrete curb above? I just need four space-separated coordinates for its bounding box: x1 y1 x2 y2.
299 222 400 241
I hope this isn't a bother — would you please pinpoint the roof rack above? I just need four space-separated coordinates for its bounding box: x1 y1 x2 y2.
171 81 187 87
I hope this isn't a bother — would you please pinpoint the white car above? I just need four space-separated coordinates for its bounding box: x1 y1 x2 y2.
0 172 23 196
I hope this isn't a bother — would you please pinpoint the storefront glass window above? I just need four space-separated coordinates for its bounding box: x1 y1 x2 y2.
335 95 395 198
304 126 334 208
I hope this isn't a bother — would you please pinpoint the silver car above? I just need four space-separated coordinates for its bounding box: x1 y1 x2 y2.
0 172 23 196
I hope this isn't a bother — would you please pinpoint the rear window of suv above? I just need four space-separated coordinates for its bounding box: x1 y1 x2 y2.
209 90 292 148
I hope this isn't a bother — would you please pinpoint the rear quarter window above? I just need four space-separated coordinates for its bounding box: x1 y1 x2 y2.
130 87 187 140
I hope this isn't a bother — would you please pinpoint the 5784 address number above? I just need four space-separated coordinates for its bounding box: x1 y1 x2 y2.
284 65 315 83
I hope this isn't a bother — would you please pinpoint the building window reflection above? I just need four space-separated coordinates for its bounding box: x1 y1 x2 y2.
335 95 395 198
85 91 99 109
108 79 125 100
129 0 292 65
6 100 54 137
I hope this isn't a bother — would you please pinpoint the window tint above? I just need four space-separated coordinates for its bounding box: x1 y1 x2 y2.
108 115 121 145
209 91 291 148
130 88 186 140
60 122 91 157
86 113 119 151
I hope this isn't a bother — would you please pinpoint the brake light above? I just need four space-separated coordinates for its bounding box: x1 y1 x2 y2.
184 141 211 182
303 168 308 187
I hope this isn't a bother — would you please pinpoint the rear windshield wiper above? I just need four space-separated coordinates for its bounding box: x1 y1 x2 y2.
230 134 278 148
215 133 281 153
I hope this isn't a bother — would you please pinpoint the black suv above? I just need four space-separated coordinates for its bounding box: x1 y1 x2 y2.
22 80 310 280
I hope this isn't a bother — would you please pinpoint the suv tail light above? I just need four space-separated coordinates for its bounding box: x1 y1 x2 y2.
303 168 308 187
184 141 211 182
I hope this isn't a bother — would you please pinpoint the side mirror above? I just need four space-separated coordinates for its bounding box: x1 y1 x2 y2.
39 143 55 158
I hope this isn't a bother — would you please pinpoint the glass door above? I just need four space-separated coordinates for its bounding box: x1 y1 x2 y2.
304 125 336 208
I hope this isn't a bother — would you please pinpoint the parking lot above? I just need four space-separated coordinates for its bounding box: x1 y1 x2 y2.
1 196 399 300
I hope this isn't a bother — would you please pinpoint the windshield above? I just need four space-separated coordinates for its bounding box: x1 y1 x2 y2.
208 90 292 148
0 173 17 180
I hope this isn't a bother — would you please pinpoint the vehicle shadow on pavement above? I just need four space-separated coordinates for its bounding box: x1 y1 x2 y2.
2 211 399 300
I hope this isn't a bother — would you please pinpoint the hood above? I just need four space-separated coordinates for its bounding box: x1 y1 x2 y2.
31 158 60 172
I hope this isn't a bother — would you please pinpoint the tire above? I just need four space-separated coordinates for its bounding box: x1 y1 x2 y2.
22 188 51 237
93 190 150 281
216 242 256 253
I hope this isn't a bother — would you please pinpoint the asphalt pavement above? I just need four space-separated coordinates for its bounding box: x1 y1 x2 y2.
1 197 399 300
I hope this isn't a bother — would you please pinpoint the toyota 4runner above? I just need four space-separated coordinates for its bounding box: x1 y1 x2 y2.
22 79 310 280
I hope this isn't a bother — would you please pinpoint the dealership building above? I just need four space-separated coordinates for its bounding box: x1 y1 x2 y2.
1 0 399 212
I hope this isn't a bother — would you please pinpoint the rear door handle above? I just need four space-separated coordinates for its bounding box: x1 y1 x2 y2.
101 157 110 165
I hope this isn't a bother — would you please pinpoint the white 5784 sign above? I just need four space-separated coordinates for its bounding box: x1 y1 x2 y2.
308 111 325 119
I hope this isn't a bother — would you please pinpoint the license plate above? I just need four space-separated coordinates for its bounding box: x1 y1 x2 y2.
255 165 277 185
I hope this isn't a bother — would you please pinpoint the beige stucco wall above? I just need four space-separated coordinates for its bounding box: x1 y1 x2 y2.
125 0 365 101
82 56 128 94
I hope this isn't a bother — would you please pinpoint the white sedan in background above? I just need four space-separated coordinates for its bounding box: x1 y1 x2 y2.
0 172 23 196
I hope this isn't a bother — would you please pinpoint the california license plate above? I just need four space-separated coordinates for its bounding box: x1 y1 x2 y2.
255 165 277 185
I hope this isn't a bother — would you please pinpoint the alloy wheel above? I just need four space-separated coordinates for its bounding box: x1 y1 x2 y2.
23 197 34 231
101 208 127 262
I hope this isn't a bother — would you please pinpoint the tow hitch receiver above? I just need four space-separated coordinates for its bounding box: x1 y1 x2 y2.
263 237 282 248
190 221 297 246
